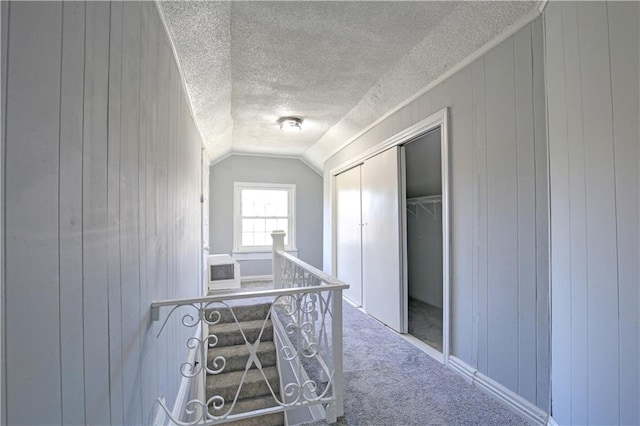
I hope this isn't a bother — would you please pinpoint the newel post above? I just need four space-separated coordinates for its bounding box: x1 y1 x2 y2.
271 230 286 289
332 289 344 419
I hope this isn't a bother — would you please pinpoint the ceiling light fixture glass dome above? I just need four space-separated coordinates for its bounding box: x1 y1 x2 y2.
278 116 303 131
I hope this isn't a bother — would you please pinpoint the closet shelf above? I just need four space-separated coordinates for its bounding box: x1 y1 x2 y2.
407 195 442 205
406 195 441 219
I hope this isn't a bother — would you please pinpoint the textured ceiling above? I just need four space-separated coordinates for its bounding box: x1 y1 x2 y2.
159 1 538 169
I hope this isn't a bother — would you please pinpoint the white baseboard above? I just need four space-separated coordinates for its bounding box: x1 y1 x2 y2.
241 274 273 282
547 415 559 426
447 356 548 425
401 333 444 365
342 295 360 308
447 355 475 384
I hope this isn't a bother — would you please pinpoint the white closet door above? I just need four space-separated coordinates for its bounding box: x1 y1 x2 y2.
362 147 405 332
336 165 363 306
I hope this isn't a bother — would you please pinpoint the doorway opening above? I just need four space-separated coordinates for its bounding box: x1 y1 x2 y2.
401 128 444 360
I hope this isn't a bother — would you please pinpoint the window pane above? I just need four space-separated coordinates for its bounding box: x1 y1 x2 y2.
275 191 287 216
265 218 278 232
241 190 255 216
277 218 288 231
238 185 293 249
265 202 276 217
242 218 254 232
242 233 254 246
254 232 268 246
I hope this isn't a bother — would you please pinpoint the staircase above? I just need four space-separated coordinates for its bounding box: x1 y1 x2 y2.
205 301 284 426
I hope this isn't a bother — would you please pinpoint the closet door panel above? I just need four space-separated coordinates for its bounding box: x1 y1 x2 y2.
336 166 363 306
362 147 404 332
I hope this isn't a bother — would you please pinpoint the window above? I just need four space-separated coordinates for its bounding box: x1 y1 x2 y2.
233 182 296 252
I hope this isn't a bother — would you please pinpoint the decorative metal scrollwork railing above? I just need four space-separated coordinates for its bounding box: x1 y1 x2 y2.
150 231 347 425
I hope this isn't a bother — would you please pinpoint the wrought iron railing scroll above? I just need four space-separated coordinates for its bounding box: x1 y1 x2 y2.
150 231 347 425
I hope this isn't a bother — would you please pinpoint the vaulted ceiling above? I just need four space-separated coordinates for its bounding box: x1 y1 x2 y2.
159 1 538 170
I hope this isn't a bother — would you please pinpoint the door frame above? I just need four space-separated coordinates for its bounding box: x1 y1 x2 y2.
329 108 451 365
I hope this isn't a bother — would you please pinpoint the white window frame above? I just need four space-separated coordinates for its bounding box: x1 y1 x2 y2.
233 182 296 253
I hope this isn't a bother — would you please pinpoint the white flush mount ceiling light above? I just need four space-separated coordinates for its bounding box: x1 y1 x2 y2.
278 116 303 132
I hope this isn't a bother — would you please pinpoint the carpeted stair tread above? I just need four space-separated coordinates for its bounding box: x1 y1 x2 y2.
209 319 274 347
209 395 284 426
207 341 277 374
205 303 272 324
207 365 280 403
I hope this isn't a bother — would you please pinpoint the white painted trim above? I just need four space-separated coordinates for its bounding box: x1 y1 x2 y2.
342 296 360 309
240 274 273 282
448 356 549 426
209 151 233 167
297 155 324 176
440 111 451 367
401 334 444 365
233 249 298 261
170 324 202 424
321 6 543 165
447 355 476 384
329 109 448 176
232 182 296 253
537 0 550 14
329 108 451 366
153 1 209 159
546 415 559 426
210 152 323 176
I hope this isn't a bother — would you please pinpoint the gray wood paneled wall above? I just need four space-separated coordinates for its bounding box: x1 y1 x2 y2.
2 2 203 424
545 2 639 424
323 18 550 410
0 2 7 423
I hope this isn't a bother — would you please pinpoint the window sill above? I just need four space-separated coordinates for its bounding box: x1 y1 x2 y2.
232 249 298 261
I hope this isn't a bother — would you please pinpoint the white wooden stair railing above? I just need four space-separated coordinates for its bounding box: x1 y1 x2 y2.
150 231 348 425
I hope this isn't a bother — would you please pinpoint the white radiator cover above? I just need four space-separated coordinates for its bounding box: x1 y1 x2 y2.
207 254 241 291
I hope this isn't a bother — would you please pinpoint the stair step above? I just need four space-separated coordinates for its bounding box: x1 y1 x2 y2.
207 365 280 404
204 302 272 324
209 395 284 426
209 319 274 347
207 341 277 374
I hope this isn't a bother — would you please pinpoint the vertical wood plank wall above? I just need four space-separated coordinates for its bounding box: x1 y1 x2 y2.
2 2 204 424
0 1 7 423
324 18 550 410
544 2 639 424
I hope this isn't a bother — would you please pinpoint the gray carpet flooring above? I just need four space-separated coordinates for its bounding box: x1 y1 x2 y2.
307 302 527 426
212 281 527 425
408 297 443 352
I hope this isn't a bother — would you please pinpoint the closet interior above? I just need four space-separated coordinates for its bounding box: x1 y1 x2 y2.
404 128 443 352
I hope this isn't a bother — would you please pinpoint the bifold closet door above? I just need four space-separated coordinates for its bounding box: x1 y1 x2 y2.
336 165 363 305
361 146 405 333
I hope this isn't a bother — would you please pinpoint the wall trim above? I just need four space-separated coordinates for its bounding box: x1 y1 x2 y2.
233 250 298 261
153 1 209 159
537 0 550 14
448 356 549 426
321 5 543 166
211 151 323 176
240 275 273 283
447 355 476 384
546 415 559 426
401 334 444 365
